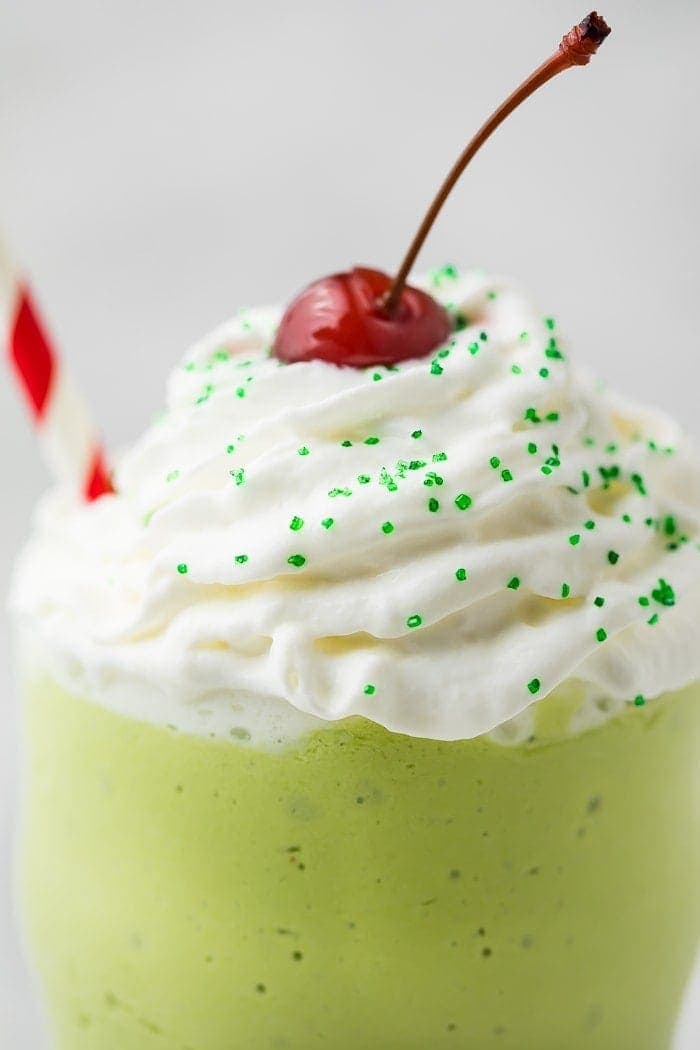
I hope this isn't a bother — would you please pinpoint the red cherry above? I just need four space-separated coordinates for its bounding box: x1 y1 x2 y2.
272 268 452 368
272 13 610 370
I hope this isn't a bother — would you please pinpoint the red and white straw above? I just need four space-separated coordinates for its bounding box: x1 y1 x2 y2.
1 243 112 501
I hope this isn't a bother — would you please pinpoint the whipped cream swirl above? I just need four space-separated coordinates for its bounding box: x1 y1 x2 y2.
12 269 700 740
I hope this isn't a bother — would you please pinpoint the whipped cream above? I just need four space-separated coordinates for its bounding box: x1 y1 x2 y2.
11 268 700 741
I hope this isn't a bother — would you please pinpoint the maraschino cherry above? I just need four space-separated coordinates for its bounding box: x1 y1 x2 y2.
273 11 611 368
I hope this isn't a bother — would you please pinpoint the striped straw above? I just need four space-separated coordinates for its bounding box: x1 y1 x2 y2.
1 242 113 501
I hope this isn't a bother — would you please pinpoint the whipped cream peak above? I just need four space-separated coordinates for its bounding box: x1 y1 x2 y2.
12 268 700 741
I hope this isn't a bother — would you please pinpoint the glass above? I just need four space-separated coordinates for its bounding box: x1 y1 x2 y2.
18 660 700 1049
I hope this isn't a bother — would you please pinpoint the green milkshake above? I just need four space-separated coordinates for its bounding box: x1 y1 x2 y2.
19 673 700 1050
12 266 700 1049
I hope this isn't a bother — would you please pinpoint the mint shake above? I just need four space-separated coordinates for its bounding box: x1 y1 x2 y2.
13 268 700 1048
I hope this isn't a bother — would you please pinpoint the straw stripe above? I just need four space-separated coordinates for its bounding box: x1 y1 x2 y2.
9 284 55 419
1 243 113 501
85 448 112 502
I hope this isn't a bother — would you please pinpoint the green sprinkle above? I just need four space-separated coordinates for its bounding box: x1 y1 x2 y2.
607 550 620 565
596 628 607 643
582 470 590 488
379 467 398 492
569 534 581 546
409 460 427 470
411 429 423 439
651 578 675 607
546 411 559 422
289 516 304 532
539 368 550 379
234 554 249 564
541 466 552 476
633 695 646 707
329 487 352 498
195 384 214 404
236 387 246 399
455 567 468 582
298 446 310 456
486 290 497 300
468 342 480 355
287 554 306 568
230 468 246 486
455 493 472 511
381 521 394 534
527 678 541 695
176 563 188 575
364 684 376 696
545 317 556 331
584 520 595 531
663 515 677 536
479 331 488 342
454 312 468 331
527 442 537 455
630 473 647 496
511 364 523 375
430 263 459 286
598 465 620 485
406 614 423 629
357 474 371 485
437 347 451 359
501 468 513 482
561 583 570 598
226 444 235 454
428 498 440 513
638 596 650 607
648 613 659 626
341 440 353 448
507 576 521 590
364 436 380 445
424 471 443 486
433 451 448 462
430 360 444 376
519 331 529 342
321 517 334 530
524 407 540 424
622 513 632 523
372 373 382 381
166 470 180 483
490 456 501 469
594 596 605 608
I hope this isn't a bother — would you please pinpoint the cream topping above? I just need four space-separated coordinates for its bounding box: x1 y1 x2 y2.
12 268 700 740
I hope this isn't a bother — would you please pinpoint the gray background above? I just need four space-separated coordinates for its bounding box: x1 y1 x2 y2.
1 0 699 1044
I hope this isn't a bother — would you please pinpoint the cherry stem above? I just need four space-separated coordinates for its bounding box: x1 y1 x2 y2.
381 11 611 316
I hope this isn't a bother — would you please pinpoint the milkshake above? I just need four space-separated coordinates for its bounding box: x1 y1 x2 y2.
13 269 700 1049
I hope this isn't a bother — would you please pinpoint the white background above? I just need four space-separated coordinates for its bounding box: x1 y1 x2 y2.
1 0 699 1044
